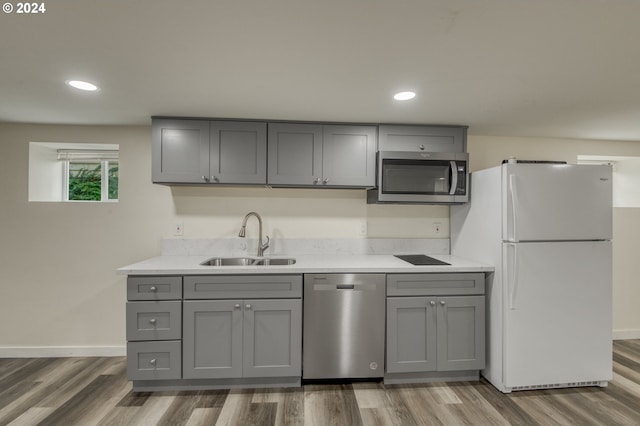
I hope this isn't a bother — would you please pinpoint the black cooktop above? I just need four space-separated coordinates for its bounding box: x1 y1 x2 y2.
394 254 450 266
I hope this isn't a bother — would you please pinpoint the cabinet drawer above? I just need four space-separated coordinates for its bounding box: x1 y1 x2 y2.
184 275 302 299
126 301 182 341
127 341 181 381
387 273 484 296
127 276 182 301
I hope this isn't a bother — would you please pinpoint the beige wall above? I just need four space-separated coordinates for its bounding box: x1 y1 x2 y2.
0 124 638 354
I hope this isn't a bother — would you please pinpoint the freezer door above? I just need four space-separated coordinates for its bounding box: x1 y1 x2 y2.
502 164 612 241
502 241 612 389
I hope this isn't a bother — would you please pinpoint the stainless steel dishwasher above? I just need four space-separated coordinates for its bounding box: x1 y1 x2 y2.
303 273 385 380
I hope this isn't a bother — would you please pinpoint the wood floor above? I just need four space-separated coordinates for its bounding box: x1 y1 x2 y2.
1 340 639 426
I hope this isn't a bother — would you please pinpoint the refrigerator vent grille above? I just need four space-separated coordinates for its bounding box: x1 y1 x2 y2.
511 381 606 391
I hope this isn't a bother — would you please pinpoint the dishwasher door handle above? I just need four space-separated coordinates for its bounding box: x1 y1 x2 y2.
312 283 378 291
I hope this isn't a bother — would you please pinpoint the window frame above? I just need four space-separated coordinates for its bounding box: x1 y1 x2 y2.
62 159 119 203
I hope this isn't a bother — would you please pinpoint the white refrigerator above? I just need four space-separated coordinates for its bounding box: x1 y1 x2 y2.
451 163 613 393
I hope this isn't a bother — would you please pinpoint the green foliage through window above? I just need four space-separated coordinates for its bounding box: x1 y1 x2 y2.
67 161 118 201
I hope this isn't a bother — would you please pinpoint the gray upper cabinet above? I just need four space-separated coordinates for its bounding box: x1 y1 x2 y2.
322 125 377 187
268 123 376 187
152 119 210 183
152 119 267 184
210 121 267 184
378 125 467 153
268 123 323 186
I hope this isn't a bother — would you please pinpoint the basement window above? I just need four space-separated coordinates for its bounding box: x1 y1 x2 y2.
59 150 119 202
29 142 119 202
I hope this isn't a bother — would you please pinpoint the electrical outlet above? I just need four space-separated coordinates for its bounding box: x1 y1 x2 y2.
359 221 367 236
174 222 184 236
433 222 442 235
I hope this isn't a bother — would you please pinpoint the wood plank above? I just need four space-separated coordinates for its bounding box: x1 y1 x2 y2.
0 340 639 425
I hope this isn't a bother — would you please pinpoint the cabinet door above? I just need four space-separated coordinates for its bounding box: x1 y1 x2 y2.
210 121 267 184
436 296 485 371
378 125 466 153
152 119 210 183
386 297 437 373
322 125 376 187
183 300 243 379
242 299 302 377
268 123 323 186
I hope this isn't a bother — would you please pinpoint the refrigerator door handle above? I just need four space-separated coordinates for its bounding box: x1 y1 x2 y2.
507 243 519 310
509 174 519 242
449 161 458 195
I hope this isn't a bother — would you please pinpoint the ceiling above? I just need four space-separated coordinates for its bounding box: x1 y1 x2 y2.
2 0 640 141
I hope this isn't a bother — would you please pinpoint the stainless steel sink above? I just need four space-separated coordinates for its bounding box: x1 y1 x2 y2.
253 258 296 266
200 257 296 266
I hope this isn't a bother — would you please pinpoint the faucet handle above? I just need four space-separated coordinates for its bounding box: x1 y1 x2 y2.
261 235 270 252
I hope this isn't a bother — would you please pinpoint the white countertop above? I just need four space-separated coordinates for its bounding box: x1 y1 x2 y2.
118 254 493 275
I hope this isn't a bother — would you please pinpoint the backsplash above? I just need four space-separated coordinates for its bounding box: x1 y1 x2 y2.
162 238 449 256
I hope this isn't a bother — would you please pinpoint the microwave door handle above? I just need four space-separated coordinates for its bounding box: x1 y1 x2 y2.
449 161 458 195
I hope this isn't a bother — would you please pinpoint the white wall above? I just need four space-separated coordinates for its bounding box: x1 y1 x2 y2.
28 142 63 201
613 158 640 207
1 125 639 356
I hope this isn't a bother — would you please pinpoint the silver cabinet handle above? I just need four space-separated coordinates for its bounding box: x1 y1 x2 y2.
323 178 329 184
313 178 320 184
429 300 436 306
245 304 252 310
202 175 209 182
419 144 425 150
149 286 157 292
234 304 241 310
149 359 156 366
211 176 219 183
149 318 157 325
440 300 446 306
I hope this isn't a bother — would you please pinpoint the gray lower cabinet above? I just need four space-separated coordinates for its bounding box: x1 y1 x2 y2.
268 123 376 187
386 296 485 373
182 274 303 381
126 276 183 381
183 298 302 379
152 118 267 184
385 273 485 380
378 125 467 153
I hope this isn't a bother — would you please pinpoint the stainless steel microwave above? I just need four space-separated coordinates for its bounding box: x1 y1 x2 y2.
367 151 469 204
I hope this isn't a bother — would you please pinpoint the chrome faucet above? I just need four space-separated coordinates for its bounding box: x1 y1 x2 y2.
238 211 270 257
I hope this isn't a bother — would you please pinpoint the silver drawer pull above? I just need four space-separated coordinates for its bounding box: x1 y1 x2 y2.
440 300 446 306
149 359 156 366
234 304 241 310
245 304 252 310
149 318 157 325
429 300 436 306
149 286 157 292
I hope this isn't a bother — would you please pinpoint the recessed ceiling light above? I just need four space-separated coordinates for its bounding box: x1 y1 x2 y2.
66 80 100 92
393 91 416 101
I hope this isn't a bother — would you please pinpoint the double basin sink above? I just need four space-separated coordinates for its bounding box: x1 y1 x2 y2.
200 257 296 267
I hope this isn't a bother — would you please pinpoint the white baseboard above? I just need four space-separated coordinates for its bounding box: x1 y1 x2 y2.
0 346 126 358
613 329 640 340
